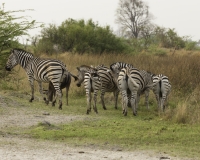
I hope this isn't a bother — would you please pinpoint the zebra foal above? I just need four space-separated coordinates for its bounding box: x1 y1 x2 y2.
5 48 68 109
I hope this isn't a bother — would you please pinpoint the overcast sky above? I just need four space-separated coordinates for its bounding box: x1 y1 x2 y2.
2 0 200 41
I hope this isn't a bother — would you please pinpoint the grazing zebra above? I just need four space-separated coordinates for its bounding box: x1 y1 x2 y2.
43 72 78 106
94 64 119 110
5 48 68 109
152 74 171 112
75 65 101 114
111 66 154 116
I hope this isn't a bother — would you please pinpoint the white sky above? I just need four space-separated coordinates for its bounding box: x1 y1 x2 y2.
2 0 200 41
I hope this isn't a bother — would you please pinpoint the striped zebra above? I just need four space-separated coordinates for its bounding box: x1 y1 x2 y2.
75 65 101 114
110 62 134 74
152 74 171 112
43 72 78 106
111 66 154 116
94 64 119 110
5 48 68 109
110 62 153 110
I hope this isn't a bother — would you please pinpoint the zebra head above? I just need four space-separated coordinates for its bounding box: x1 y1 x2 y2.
5 49 18 71
110 62 121 76
76 67 85 87
89 69 100 82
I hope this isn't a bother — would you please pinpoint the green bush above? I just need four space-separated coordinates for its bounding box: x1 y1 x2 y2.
36 19 127 54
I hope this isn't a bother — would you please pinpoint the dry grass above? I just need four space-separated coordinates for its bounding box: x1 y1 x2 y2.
2 49 200 124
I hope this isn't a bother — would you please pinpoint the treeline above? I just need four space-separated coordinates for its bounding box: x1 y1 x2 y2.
31 19 199 55
33 19 128 55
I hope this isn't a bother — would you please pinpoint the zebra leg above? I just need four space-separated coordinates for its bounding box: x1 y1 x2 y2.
86 91 92 114
161 97 166 112
131 92 137 116
52 85 62 109
145 89 150 109
113 90 119 109
56 90 62 110
100 92 107 110
66 86 69 106
93 90 98 114
121 91 128 116
29 78 34 102
38 81 47 103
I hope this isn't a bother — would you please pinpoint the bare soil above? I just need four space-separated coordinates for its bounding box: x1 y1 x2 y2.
0 93 195 160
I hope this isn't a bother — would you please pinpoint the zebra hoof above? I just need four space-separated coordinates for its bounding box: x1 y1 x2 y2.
29 98 34 102
123 110 127 116
133 112 137 116
86 110 90 114
95 110 98 114
103 107 107 110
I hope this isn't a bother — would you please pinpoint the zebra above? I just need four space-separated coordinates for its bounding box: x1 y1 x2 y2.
43 72 78 106
5 48 68 109
111 66 154 116
152 74 171 112
110 62 134 74
75 65 101 114
94 64 119 110
110 62 153 110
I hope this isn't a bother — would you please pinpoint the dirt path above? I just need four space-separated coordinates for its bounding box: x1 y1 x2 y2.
0 93 194 160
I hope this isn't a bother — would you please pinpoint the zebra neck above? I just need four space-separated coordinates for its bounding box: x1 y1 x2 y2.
18 55 34 69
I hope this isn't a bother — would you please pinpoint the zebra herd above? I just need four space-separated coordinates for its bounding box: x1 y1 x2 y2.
5 48 171 116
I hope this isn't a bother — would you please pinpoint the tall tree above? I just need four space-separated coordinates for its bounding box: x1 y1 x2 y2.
116 0 151 39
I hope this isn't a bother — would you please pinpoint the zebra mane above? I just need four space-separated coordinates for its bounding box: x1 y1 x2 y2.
79 65 97 70
110 62 134 71
12 48 34 57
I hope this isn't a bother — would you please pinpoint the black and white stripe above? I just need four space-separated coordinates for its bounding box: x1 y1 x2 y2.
43 72 78 106
152 74 171 111
5 48 68 109
76 65 101 114
111 66 154 116
110 62 134 74
94 64 119 110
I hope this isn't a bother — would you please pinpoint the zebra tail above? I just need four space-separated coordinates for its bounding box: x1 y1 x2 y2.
127 75 139 88
60 67 68 83
69 72 78 81
146 77 162 89
159 80 162 98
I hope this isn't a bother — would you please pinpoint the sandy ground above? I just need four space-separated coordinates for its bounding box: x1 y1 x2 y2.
0 93 196 160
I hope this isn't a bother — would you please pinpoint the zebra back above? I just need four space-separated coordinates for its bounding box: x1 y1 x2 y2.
110 62 134 73
95 64 118 92
152 74 171 94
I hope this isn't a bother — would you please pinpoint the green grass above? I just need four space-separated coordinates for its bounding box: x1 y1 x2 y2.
26 109 200 158
1 89 200 159
15 92 198 159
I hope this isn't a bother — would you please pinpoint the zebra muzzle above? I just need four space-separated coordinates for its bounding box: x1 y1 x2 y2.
5 66 11 71
76 84 81 87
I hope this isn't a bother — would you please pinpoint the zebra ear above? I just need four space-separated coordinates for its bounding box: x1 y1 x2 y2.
106 69 111 72
76 67 80 71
